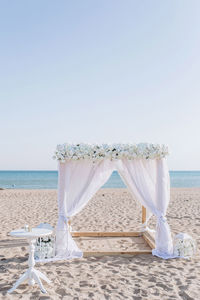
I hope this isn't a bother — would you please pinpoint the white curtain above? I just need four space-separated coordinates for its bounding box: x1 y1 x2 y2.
55 158 173 261
55 159 114 260
117 158 173 258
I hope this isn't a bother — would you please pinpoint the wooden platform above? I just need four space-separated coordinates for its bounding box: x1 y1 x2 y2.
73 231 155 256
72 231 142 237
83 250 152 257
71 206 156 256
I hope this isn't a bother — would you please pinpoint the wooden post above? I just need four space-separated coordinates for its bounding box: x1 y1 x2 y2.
68 219 71 233
142 206 146 224
143 231 155 249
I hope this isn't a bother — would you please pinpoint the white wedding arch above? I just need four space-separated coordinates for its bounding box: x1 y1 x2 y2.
53 143 173 260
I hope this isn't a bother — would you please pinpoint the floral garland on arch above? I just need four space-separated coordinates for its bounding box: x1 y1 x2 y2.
53 143 169 162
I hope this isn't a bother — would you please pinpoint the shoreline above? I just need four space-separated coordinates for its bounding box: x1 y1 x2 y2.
1 187 200 191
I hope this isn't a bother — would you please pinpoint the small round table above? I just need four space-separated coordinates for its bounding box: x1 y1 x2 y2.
8 228 52 294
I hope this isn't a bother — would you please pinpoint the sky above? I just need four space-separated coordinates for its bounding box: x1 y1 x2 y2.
0 0 200 170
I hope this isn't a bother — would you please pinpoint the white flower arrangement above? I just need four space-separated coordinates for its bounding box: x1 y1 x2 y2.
173 233 196 258
53 143 169 162
34 235 55 261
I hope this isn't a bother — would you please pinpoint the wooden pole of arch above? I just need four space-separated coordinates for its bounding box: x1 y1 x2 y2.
142 205 156 250
142 206 146 225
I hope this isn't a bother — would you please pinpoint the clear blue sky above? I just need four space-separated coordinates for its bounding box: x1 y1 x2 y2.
0 0 200 170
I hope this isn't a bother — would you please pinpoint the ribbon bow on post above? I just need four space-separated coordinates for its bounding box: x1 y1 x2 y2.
57 215 71 231
158 215 167 223
61 216 72 233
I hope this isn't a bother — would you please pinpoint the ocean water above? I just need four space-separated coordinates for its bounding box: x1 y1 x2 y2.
0 170 200 189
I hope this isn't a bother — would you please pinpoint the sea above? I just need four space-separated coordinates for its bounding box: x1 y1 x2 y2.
0 170 200 189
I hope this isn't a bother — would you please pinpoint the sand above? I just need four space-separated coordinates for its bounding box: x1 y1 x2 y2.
0 188 200 299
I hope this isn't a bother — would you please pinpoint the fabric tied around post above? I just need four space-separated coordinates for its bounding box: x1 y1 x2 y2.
55 215 83 260
57 215 69 230
158 215 167 223
152 213 174 259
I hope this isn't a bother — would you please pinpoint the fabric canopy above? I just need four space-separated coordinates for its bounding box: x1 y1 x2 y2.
55 158 173 260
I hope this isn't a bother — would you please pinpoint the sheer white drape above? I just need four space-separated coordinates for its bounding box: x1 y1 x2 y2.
117 158 173 258
55 159 114 260
55 158 173 261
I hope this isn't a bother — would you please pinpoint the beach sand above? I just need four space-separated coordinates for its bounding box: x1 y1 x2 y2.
0 188 200 299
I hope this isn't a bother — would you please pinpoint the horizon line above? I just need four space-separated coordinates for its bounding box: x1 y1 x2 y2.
0 169 200 172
